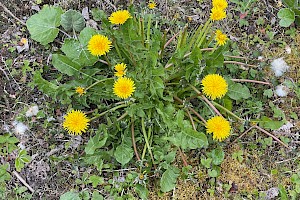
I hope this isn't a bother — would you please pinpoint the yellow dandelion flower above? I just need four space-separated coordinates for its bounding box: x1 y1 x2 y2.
63 110 90 135
75 87 86 96
206 116 231 141
88 34 112 57
210 7 226 21
201 74 228 100
215 30 229 46
114 63 127 77
148 2 157 9
109 10 132 25
212 0 228 10
20 38 28 45
113 77 135 99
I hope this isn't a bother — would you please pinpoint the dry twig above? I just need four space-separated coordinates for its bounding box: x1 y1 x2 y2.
13 171 35 193
131 120 141 161
0 2 26 25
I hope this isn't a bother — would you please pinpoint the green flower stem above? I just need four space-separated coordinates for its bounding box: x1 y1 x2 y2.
203 34 214 48
90 104 128 121
187 25 203 51
103 55 112 66
146 14 152 49
188 84 201 95
197 19 212 48
177 25 188 50
140 17 145 46
141 117 155 165
113 40 123 60
211 101 245 122
131 118 141 161
159 30 167 59
209 43 218 55
85 78 114 92
141 124 152 160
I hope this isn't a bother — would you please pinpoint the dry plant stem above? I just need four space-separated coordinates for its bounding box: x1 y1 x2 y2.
224 60 256 67
85 77 114 91
13 171 35 193
173 96 206 124
159 31 180 56
186 109 196 131
231 79 270 85
212 101 244 121
189 108 207 124
201 95 223 117
0 65 10 81
253 125 291 149
224 55 248 60
1 57 22 90
103 55 111 66
0 2 26 25
85 109 97 115
276 154 300 164
178 147 188 167
230 126 254 145
117 112 128 121
141 117 156 169
99 59 109 65
59 29 71 38
131 119 141 161
90 104 128 121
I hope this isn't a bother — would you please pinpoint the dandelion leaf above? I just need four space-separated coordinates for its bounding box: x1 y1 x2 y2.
227 82 251 100
52 54 83 76
114 144 133 166
160 167 180 192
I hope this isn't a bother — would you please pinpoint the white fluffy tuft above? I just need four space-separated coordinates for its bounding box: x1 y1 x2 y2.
25 105 39 117
275 85 289 97
14 122 28 135
270 58 290 77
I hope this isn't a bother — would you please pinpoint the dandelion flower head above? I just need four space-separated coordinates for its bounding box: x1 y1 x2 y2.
202 74 228 100
148 1 157 9
75 87 86 96
113 77 135 99
212 0 228 10
63 110 90 135
114 63 127 77
88 34 112 57
109 10 132 25
206 116 231 141
215 30 229 46
210 7 226 21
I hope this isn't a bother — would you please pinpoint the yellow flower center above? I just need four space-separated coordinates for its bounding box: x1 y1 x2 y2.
201 74 228 100
109 10 132 25
210 7 226 21
63 110 90 135
113 77 135 99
